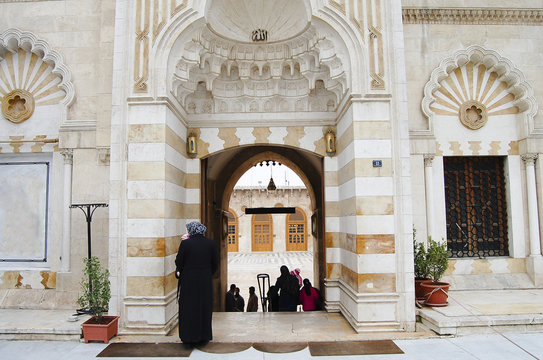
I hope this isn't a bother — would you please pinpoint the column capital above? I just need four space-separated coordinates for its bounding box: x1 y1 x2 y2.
521 153 538 165
423 154 434 167
61 148 73 164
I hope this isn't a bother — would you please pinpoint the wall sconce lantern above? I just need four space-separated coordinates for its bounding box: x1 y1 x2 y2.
187 133 198 157
325 130 336 156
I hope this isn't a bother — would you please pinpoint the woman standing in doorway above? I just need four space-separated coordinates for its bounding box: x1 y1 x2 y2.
175 221 219 347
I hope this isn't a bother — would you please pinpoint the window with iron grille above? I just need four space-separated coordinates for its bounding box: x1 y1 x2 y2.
444 156 509 258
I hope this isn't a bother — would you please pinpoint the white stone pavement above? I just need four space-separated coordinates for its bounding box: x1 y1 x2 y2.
227 252 314 304
0 333 542 360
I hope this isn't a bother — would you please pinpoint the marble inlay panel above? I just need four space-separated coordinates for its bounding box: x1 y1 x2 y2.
356 196 394 215
129 124 165 143
325 200 340 217
356 234 395 254
127 237 166 257
0 162 48 261
126 276 166 296
356 272 396 293
128 162 166 180
326 232 340 249
0 270 56 289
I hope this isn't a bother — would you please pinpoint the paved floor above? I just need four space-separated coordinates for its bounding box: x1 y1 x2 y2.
227 252 314 304
1 252 542 358
1 333 542 359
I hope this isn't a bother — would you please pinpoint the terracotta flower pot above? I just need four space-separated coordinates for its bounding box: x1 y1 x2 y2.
81 315 119 343
415 279 432 300
420 282 450 307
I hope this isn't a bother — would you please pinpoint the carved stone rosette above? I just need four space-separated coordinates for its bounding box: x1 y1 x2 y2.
1 89 35 124
459 100 488 130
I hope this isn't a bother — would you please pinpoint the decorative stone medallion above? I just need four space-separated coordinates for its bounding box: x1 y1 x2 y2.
1 89 35 124
459 100 487 130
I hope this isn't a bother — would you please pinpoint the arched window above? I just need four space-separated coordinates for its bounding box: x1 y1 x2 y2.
227 209 238 252
286 208 307 251
252 213 273 252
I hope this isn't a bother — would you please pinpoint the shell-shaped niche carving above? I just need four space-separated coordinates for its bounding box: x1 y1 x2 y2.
429 61 518 130
0 49 66 123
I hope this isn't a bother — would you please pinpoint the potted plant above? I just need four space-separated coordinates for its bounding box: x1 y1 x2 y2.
420 238 450 306
414 241 431 300
413 227 431 300
78 256 119 343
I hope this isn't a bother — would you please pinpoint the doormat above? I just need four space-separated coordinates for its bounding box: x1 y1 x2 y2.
308 340 404 356
252 342 308 353
97 343 192 357
197 342 252 354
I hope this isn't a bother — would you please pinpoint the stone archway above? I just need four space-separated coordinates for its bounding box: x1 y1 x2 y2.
200 145 325 311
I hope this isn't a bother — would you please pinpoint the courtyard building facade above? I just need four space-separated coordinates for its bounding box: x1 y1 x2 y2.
0 0 542 335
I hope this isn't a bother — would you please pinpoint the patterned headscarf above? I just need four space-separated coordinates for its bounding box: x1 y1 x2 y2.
186 221 207 236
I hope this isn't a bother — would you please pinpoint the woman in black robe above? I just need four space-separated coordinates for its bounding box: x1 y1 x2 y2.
175 221 219 347
274 265 299 311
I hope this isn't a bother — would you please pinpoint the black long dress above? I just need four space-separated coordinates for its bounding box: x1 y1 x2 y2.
274 266 299 312
175 234 219 344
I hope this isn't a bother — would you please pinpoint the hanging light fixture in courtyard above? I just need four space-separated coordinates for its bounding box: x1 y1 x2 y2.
267 162 277 191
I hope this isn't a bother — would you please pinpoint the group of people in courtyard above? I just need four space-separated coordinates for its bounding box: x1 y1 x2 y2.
174 221 321 347
224 283 259 312
225 266 321 313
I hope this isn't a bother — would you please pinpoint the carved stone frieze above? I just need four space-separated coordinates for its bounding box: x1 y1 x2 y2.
402 7 543 25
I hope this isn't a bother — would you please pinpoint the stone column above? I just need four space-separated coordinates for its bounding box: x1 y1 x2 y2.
61 148 73 272
522 154 541 257
424 155 434 241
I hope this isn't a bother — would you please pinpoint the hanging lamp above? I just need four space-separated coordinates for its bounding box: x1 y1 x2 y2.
267 163 276 191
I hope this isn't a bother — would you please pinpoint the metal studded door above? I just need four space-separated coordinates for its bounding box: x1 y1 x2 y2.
444 156 509 257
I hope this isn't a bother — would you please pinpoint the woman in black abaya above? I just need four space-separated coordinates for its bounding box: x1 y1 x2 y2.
175 221 219 347
274 265 299 311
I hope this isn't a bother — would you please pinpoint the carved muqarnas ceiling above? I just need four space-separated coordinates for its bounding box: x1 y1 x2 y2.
172 26 347 114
